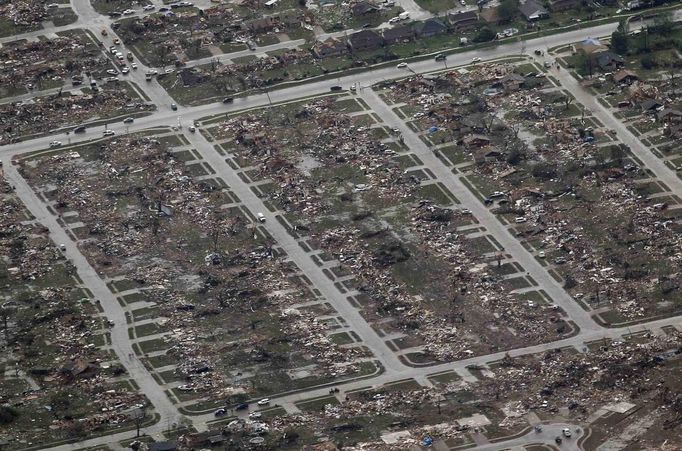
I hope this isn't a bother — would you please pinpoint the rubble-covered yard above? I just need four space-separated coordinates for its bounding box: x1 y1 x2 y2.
203 94 573 365
0 1 77 37
0 30 110 99
0 171 145 448
181 330 682 449
0 82 154 145
380 61 682 326
18 133 375 409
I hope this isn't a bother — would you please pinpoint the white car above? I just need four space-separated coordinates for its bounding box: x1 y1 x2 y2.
472 57 481 62
397 62 407 68
562 428 572 438
248 412 262 419
257 212 266 223
121 67 130 74
103 130 116 136
257 398 270 406
49 141 62 148
123 9 135 15
143 4 156 10
131 63 138 70
106 69 118 75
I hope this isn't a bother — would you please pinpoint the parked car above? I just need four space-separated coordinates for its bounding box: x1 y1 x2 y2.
257 212 266 223
113 38 121 45
562 428 572 438
222 97 234 104
106 69 117 75
143 4 156 10
235 403 249 411
397 62 407 68
74 126 86 134
171 103 177 111
131 63 138 70
330 85 343 91
101 29 108 36
472 57 481 62
257 398 270 406
49 141 62 148
435 53 447 61
123 117 134 124
103 130 116 136
121 67 130 74
214 408 227 417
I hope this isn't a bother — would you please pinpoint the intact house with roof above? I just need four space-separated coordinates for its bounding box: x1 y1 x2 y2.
519 0 549 21
348 29 384 52
550 0 580 11
415 18 449 37
596 51 624 71
383 25 415 44
448 11 479 31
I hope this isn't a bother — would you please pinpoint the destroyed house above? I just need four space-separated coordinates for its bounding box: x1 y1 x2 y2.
414 18 449 37
463 134 491 147
60 359 99 380
245 17 278 33
612 69 638 85
348 29 384 51
493 73 525 91
383 25 415 44
519 0 548 21
178 68 208 87
311 38 348 58
448 11 479 31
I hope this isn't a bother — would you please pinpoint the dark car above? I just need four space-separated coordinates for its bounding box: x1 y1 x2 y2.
555 437 562 444
435 54 447 61
235 403 249 411
171 103 177 111
74 126 86 134
330 85 343 92
159 7 169 11
222 97 234 104
108 11 122 17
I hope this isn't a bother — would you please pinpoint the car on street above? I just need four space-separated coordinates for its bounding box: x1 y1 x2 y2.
235 403 249 411
74 126 86 134
59 244 66 251
101 29 108 36
113 38 121 45
222 97 234 103
121 67 130 74
562 428 572 438
123 117 134 124
397 62 407 68
143 4 156 10
159 7 169 12
249 412 262 419
123 9 135 15
257 212 266 222
330 85 342 92
472 57 481 62
171 103 178 111
350 83 357 91
214 408 227 417
49 141 62 148
257 398 270 406
435 53 447 61
131 63 138 69
188 126 196 133
103 130 116 136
